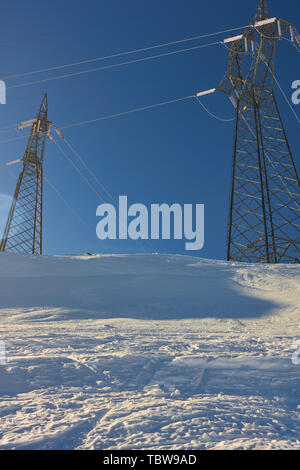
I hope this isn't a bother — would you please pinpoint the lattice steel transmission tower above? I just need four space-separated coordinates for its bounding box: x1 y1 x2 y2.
0 95 50 254
197 0 300 263
223 0 300 263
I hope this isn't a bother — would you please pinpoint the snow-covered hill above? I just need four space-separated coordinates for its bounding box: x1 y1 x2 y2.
0 253 299 449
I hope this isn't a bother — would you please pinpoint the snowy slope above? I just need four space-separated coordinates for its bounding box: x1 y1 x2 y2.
0 252 299 449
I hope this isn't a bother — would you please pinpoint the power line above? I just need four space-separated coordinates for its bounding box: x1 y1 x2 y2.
0 123 20 133
2 148 99 236
195 96 235 122
1 75 298 147
61 136 158 254
43 173 96 235
63 137 116 205
0 73 298 147
59 95 195 130
0 134 32 144
0 142 154 254
7 41 222 90
52 139 157 254
0 95 195 144
2 24 247 82
53 139 107 205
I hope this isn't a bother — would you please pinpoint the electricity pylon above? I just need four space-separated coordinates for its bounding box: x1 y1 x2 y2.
0 95 50 254
197 0 300 263
223 0 300 263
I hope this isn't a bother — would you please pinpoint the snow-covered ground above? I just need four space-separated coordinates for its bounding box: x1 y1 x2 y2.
0 252 299 450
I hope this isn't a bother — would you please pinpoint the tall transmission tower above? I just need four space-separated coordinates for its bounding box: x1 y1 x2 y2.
198 0 300 263
0 94 50 254
223 0 300 263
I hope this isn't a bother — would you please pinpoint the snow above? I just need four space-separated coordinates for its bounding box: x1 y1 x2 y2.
0 252 299 450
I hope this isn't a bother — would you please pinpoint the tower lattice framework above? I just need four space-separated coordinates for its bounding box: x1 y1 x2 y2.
0 95 50 255
218 0 300 263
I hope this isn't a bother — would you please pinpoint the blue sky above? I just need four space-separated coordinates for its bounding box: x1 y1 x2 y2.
0 0 299 258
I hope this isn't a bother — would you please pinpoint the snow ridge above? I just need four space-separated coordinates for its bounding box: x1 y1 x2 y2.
0 253 299 449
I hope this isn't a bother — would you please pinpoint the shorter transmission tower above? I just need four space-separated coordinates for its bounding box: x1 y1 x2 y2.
0 95 50 255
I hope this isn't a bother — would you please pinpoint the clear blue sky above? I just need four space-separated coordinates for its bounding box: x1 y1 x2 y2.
0 0 299 258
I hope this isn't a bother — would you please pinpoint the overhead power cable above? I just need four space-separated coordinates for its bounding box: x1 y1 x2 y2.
59 95 195 131
0 134 32 144
52 138 157 254
61 137 158 254
0 142 154 254
1 24 247 82
0 123 21 133
7 41 222 90
0 95 195 144
195 96 235 122
43 173 96 236
53 139 107 205
62 137 116 204
1 75 298 146
1 73 298 147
